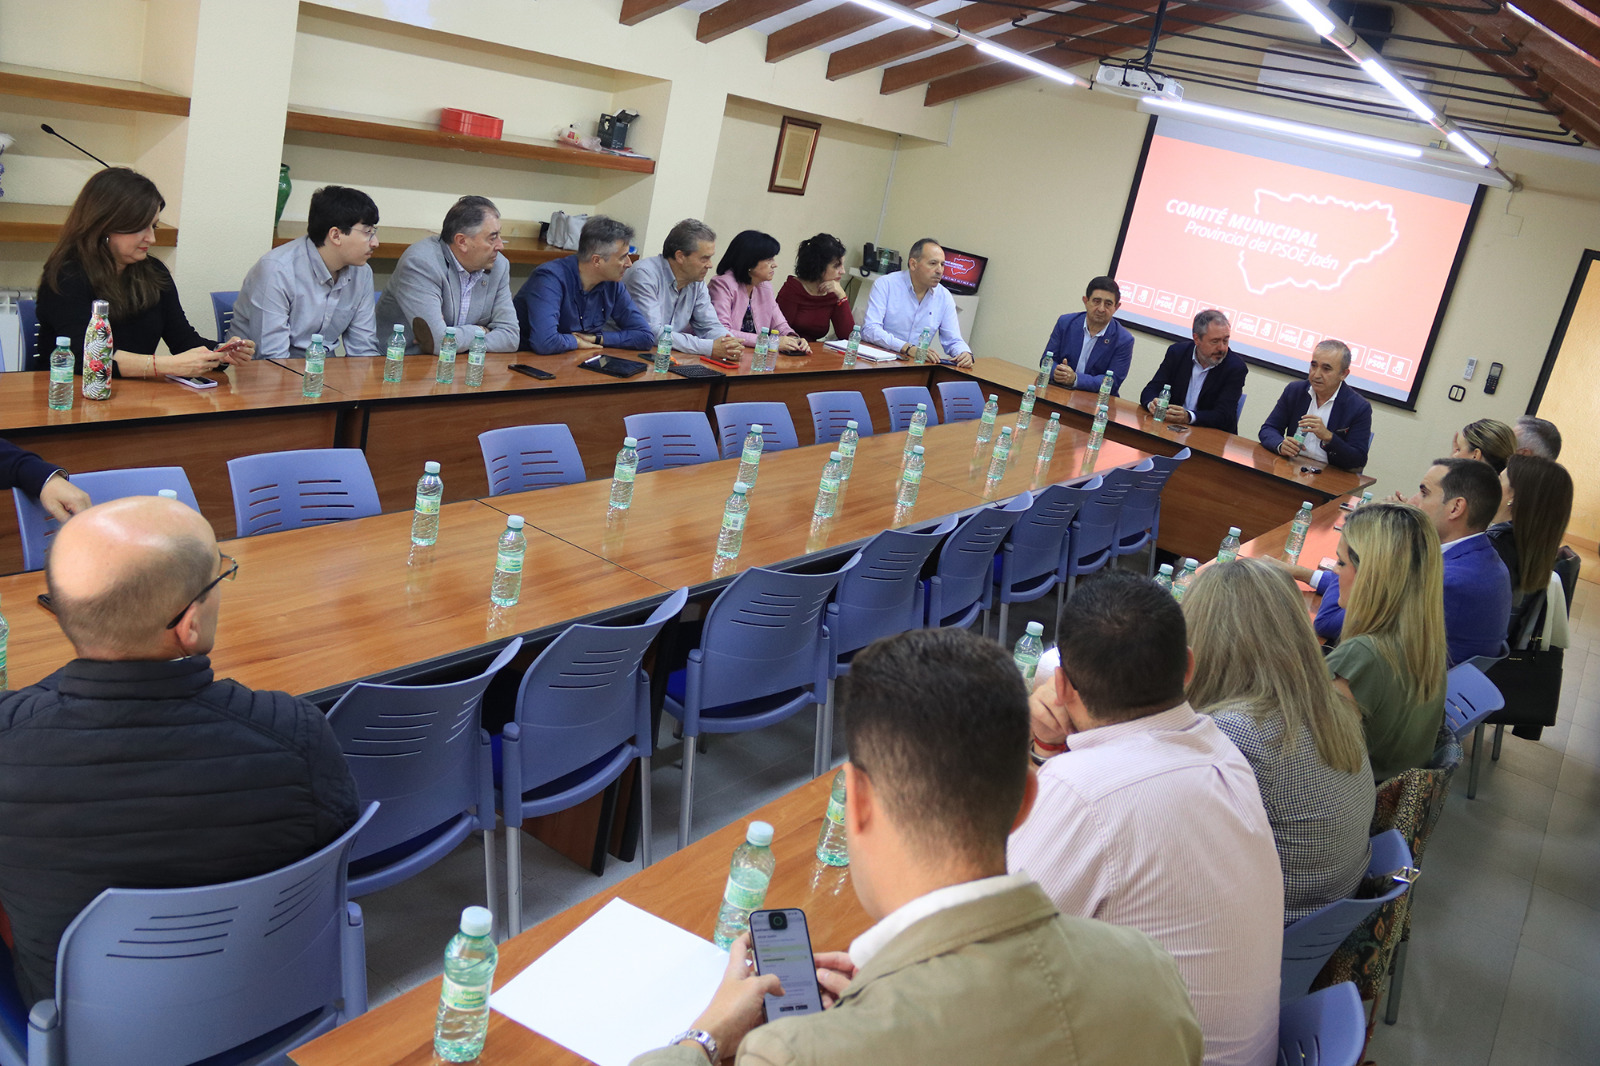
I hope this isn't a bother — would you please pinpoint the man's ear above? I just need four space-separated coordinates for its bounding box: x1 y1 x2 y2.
844 762 871 837
171 603 205 656
1447 494 1469 524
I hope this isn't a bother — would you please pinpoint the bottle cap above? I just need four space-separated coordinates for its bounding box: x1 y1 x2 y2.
475 326 486 337
846 420 858 429
1048 412 1060 420
91 299 109 314
392 324 405 333
1301 501 1313 509
733 481 749 494
56 336 69 346
747 821 774 846
459 906 493 937
444 326 457 336
1044 351 1054 358
157 489 178 499
916 403 927 411
310 333 324 344
999 426 1012 436
1025 621 1044 636
507 515 525 529
1183 557 1197 567
750 425 762 434
1159 563 1174 575
913 445 925 455
623 437 637 448
987 394 998 401
1228 526 1240 536
830 451 842 461
425 461 440 474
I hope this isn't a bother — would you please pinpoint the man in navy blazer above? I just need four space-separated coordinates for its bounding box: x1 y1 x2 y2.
1 439 90 521
1041 276 1135 396
1258 339 1373 471
1291 457 1511 665
1138 309 1248 434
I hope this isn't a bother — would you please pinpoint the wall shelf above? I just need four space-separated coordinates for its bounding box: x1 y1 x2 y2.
0 63 190 116
271 222 568 267
0 203 179 246
283 107 656 175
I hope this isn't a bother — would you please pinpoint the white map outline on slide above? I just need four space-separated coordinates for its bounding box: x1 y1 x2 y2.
1236 189 1400 295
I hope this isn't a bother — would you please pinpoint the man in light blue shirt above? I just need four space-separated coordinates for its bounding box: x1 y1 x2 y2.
623 219 744 362
862 238 975 368
230 186 380 359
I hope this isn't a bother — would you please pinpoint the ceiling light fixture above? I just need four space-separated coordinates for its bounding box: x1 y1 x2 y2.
971 38 1086 87
847 0 936 32
1279 0 1337 37
1359 58 1436 121
1447 130 1493 166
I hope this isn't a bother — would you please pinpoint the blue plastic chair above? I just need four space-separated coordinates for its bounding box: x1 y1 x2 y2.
18 298 41 371
925 493 1034 634
713 402 800 458
373 290 382 307
327 640 522 919
1113 448 1190 572
664 563 851 847
1281 829 1413 1002
1066 466 1141 593
5 803 377 1066
1237 391 1247 425
624 412 719 472
1442 662 1506 799
13 466 200 572
1277 982 1365 1066
936 380 985 424
994 479 1100 644
211 290 238 340
478 424 587 495
501 588 688 933
228 448 381 537
882 386 938 431
806 391 874 445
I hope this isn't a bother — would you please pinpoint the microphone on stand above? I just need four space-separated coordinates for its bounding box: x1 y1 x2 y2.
39 124 110 168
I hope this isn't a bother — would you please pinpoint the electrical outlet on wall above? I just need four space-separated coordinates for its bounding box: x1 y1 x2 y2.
1464 357 1478 380
1448 384 1466 401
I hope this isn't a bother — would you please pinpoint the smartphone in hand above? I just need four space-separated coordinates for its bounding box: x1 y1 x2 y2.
749 909 824 1020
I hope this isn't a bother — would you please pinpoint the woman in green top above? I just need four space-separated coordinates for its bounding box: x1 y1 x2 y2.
1324 503 1449 781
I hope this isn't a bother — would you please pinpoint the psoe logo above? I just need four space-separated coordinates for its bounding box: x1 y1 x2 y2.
1235 191 1400 296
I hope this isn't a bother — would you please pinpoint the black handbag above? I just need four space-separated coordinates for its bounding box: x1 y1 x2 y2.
1485 641 1564 738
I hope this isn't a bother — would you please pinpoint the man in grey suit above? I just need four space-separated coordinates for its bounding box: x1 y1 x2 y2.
634 628 1202 1066
375 195 519 354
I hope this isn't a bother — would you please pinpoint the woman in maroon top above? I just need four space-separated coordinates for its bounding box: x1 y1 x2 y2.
776 233 855 342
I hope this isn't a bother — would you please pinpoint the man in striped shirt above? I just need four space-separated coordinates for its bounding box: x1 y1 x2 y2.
1009 570 1283 1066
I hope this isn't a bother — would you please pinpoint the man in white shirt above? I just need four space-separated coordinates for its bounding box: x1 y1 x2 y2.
1257 339 1373 471
862 239 975 368
1010 569 1283 1066
633 628 1202 1066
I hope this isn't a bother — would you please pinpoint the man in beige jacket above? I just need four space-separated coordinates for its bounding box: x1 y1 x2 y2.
632 628 1204 1066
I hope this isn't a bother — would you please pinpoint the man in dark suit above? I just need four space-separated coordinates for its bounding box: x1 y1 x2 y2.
1041 276 1135 397
1258 339 1373 471
0 439 90 521
1139 309 1248 433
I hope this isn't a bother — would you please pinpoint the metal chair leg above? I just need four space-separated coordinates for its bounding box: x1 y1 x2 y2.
1053 583 1065 644
1468 724 1484 799
639 755 653 869
678 738 698 851
505 825 522 938
1384 939 1409 1025
1492 723 1505 760
996 601 1009 647
481 827 498 936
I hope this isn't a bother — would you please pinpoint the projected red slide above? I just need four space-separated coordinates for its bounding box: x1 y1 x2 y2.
1113 125 1479 404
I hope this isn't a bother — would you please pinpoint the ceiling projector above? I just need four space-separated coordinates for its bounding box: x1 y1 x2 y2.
1095 63 1184 102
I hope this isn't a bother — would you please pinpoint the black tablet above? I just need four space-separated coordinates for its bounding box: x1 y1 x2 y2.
580 354 648 378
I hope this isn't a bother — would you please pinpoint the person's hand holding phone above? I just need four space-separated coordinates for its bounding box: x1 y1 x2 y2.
813 951 856 1008
214 338 254 365
683 933 781 1059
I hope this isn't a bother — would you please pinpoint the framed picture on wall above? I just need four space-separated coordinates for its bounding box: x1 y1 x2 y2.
769 116 821 196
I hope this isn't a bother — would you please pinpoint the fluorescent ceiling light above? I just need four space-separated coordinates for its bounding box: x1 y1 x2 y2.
1278 0 1336 37
972 38 1084 87
1447 130 1493 166
1359 58 1436 121
848 0 933 31
1143 96 1425 158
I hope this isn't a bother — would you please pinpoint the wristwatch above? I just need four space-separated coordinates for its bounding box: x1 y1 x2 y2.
594 332 605 348
670 1028 718 1063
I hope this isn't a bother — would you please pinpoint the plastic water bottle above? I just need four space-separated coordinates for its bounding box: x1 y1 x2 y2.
48 336 73 410
411 461 443 546
490 515 526 607
1015 385 1037 431
815 769 849 866
82 300 113 401
435 326 457 384
977 394 999 442
843 325 860 368
1155 563 1175 592
384 323 406 383
986 426 1013 483
737 425 762 490
1014 621 1044 684
716 482 749 559
914 326 932 365
1038 412 1062 463
1098 370 1115 406
1036 352 1052 389
1358 490 1374 507
1088 403 1109 450
838 420 859 481
898 445 924 506
713 822 776 949
1285 501 1313 563
1292 428 1307 450
813 451 843 519
1217 526 1242 563
302 333 326 398
1153 384 1171 423
609 437 639 510
1172 558 1199 602
754 328 770 373
903 403 928 462
0 592 8 690
466 326 487 388
653 324 673 373
433 906 497 1063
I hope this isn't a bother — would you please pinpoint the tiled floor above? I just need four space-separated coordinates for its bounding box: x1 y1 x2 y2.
361 579 1600 1065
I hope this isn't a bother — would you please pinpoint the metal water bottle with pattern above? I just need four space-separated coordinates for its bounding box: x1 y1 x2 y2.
713 821 776 948
815 770 848 866
897 445 924 506
737 425 763 490
813 451 843 519
902 403 928 462
1038 412 1062 463
977 394 999 443
609 437 639 510
1015 385 1037 432
490 515 526 607
0 592 8 690
837 420 859 481
1036 352 1052 389
1098 369 1115 406
48 336 74 410
843 325 860 368
1153 384 1171 423
1088 403 1109 450
302 334 326 399
466 326 487 388
1217 526 1241 563
716 482 750 559
986 426 1014 484
411 461 443 546
82 301 113 401
435 326 457 384
913 326 932 365
1285 501 1314 563
433 906 497 1062
384 324 406 383
654 324 673 373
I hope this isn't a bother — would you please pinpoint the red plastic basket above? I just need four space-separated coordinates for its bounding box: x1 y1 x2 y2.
439 108 503 140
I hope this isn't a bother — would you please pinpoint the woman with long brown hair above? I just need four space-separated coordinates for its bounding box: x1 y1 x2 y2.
36 168 252 376
1488 454 1574 636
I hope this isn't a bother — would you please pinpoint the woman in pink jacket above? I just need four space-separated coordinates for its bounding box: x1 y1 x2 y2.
708 230 809 354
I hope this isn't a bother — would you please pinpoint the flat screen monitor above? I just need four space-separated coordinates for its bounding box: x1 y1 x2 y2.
1110 117 1483 408
938 247 988 296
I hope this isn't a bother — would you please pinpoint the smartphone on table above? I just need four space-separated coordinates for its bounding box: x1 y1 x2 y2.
508 363 555 381
748 909 824 1020
166 374 219 390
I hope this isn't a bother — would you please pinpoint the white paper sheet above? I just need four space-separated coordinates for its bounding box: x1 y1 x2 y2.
823 338 900 362
489 897 728 1066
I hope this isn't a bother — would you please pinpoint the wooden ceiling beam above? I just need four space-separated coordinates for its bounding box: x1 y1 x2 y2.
827 3 1042 81
767 0 942 63
696 0 799 44
619 0 690 26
